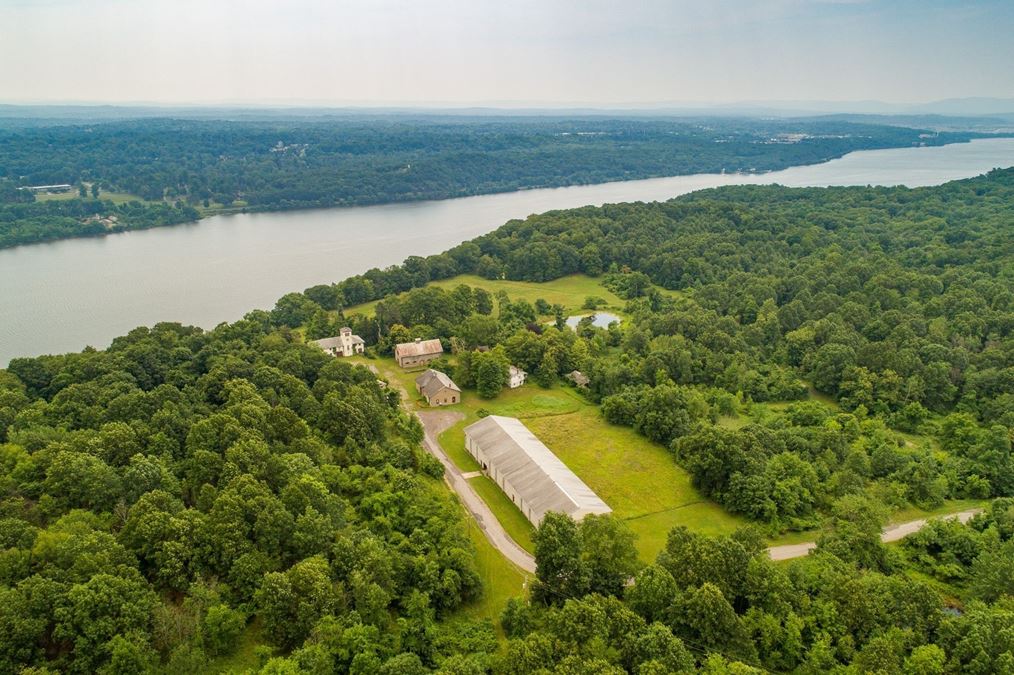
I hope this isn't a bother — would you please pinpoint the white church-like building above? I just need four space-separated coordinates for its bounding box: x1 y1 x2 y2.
312 327 365 357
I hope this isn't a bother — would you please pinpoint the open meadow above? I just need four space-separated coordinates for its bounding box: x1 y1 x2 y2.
343 273 631 319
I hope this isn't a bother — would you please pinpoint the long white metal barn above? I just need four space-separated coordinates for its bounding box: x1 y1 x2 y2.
463 415 611 526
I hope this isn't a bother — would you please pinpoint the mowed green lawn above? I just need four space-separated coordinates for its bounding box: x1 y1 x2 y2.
468 475 535 553
358 349 743 562
440 421 482 472
452 515 529 630
435 383 588 554
525 406 747 561
34 189 149 204
415 369 746 563
435 382 585 472
344 273 628 318
346 352 951 565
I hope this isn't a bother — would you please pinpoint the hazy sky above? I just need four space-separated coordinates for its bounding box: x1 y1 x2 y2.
2 0 1013 106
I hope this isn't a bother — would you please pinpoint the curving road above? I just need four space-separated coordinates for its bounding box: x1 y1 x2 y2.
416 410 537 574
410 396 982 570
766 508 984 561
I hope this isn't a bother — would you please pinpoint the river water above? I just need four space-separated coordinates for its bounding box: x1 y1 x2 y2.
3 137 1014 365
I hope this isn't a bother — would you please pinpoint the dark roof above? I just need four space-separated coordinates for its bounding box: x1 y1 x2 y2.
416 369 460 398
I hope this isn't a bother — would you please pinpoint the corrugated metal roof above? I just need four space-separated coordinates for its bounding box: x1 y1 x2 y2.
395 339 443 359
464 415 611 524
416 369 460 398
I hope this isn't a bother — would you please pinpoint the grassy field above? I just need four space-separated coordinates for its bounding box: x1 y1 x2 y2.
344 273 629 318
525 405 748 561
34 188 149 204
440 421 482 471
888 499 988 524
453 516 529 628
468 475 535 553
343 351 977 568
357 352 745 561
347 355 427 403
433 383 585 547
343 320 969 571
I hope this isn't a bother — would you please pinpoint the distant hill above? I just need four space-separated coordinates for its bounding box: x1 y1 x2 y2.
810 113 1014 133
2 97 1014 127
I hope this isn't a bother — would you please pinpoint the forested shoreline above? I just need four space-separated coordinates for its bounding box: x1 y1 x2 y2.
305 169 1014 525
1 170 1012 672
0 115 993 248
0 193 200 249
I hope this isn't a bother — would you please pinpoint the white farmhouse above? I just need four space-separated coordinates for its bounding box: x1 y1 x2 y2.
313 327 365 357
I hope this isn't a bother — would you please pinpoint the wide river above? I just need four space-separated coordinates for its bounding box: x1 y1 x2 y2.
3 137 1014 365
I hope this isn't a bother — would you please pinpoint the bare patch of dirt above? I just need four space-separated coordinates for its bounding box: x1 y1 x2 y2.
417 410 464 436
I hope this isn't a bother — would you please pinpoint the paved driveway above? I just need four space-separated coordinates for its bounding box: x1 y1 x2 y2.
767 508 983 561
416 410 537 574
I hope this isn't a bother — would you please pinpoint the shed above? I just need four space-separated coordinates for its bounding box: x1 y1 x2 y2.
566 370 590 387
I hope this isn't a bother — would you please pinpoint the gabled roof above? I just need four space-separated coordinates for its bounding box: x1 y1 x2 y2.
416 369 460 398
509 365 526 377
395 339 444 359
313 333 364 349
313 337 344 349
464 415 611 523
567 370 590 386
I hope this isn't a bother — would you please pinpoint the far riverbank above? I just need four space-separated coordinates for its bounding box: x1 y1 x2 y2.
3 137 1014 365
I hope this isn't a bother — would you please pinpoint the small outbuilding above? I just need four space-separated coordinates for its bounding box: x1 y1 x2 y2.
313 327 365 357
394 338 444 368
566 370 590 388
463 415 611 525
415 369 461 406
508 365 527 389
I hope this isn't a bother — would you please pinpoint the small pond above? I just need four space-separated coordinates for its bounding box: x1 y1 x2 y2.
566 312 622 329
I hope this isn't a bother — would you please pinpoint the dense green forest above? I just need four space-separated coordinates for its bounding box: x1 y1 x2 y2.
0 115 990 248
0 191 199 249
0 321 491 673
1 170 1012 672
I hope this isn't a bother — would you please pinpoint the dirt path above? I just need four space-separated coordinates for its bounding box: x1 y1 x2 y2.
767 508 983 561
416 410 537 574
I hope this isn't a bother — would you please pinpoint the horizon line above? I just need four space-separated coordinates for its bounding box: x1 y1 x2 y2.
2 95 1014 110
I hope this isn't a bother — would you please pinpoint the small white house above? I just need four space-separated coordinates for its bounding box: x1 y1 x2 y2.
508 365 527 389
313 327 365 357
